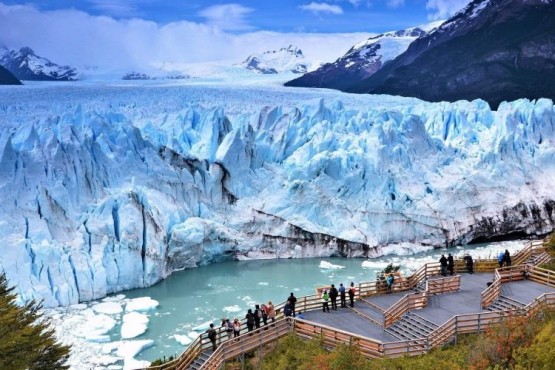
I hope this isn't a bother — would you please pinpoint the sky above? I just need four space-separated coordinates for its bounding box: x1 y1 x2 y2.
0 0 471 70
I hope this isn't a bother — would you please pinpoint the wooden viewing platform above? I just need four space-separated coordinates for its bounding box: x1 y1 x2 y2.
146 239 555 370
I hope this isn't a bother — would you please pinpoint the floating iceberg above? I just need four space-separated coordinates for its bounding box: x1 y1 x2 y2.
93 302 124 315
173 334 193 346
319 261 346 269
125 297 159 312
121 312 149 339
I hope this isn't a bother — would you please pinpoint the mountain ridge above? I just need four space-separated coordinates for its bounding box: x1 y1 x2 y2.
0 47 78 81
348 0 555 108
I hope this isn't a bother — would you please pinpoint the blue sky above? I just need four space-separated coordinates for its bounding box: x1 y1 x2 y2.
1 1 470 33
0 1 470 67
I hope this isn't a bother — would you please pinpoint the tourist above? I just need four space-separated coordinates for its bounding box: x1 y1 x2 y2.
207 323 217 351
288 293 297 316
439 254 448 276
261 303 269 326
254 304 261 329
233 318 241 338
348 282 356 307
329 284 338 310
498 251 505 268
339 283 347 307
321 289 330 312
386 273 395 294
504 249 512 267
464 254 474 274
284 301 293 317
447 253 454 276
223 318 233 340
268 301 276 322
245 309 255 332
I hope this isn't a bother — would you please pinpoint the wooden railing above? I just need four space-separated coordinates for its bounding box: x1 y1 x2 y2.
528 265 555 288
147 238 549 369
293 319 383 358
200 318 292 369
383 292 427 327
426 275 461 294
480 269 502 309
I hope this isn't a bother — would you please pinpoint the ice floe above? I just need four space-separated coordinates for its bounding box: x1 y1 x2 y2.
319 260 346 269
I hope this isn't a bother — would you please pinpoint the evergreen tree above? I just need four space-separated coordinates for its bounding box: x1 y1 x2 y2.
0 273 70 369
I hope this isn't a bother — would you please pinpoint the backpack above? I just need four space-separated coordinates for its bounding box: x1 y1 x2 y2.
207 328 216 340
323 292 329 301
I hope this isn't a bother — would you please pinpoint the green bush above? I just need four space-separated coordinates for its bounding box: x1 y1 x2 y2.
0 273 70 370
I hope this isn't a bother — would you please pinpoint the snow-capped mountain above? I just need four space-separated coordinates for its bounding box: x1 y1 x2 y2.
0 65 21 85
240 45 308 74
0 83 554 307
0 47 78 81
349 0 555 108
285 23 441 90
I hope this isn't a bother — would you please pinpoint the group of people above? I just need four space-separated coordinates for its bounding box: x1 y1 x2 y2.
206 294 297 351
320 282 356 312
439 253 477 275
498 249 512 267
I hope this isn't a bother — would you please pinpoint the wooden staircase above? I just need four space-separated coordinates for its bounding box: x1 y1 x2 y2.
385 312 439 341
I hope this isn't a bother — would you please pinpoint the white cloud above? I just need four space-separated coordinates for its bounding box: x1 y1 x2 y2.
198 3 254 31
0 3 369 71
300 2 344 15
386 0 405 8
88 0 138 17
426 0 471 20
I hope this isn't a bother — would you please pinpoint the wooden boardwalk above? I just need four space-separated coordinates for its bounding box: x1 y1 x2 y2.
301 273 555 340
146 239 555 370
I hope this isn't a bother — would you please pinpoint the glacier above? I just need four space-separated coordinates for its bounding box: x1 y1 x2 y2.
0 82 554 307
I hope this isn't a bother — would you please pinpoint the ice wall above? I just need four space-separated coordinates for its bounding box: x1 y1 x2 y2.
0 86 553 307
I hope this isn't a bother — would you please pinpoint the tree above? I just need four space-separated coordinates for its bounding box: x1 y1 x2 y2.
0 273 70 369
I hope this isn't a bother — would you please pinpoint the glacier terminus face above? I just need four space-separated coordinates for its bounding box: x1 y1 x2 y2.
0 82 553 307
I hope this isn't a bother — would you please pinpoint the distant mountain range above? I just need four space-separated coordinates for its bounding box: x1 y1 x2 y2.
285 23 441 90
240 45 308 74
0 65 21 85
0 47 78 81
289 0 555 108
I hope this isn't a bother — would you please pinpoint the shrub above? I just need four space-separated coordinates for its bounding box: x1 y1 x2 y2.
0 273 70 369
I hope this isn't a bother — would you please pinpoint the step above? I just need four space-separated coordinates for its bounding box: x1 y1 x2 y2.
405 312 439 332
384 314 436 340
498 296 526 308
487 296 526 312
187 351 211 370
393 319 432 338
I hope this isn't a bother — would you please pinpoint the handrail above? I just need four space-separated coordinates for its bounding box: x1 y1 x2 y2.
383 292 427 327
147 238 549 369
426 275 461 294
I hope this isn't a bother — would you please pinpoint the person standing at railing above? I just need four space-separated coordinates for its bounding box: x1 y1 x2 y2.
233 318 241 338
386 274 394 294
254 304 262 329
222 318 233 341
321 290 330 312
268 301 276 322
464 254 474 274
245 309 255 332
439 254 448 276
498 251 505 268
447 253 454 276
207 323 217 351
339 283 347 308
288 293 297 317
504 249 512 267
348 282 356 307
329 284 338 310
